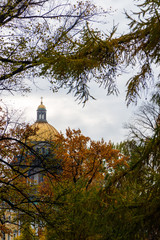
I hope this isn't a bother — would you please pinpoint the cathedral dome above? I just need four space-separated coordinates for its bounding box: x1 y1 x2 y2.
37 98 46 110
29 122 59 142
37 104 46 110
29 98 59 142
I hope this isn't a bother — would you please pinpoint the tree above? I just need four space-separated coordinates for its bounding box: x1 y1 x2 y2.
0 0 108 100
1 1 159 105
48 0 160 104
97 87 160 240
16 216 38 240
37 128 128 240
49 128 128 187
0 103 129 238
45 181 104 240
101 140 160 239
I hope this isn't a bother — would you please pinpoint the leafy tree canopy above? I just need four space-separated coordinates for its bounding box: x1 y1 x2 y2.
42 0 159 104
0 0 107 101
1 0 159 105
101 85 160 240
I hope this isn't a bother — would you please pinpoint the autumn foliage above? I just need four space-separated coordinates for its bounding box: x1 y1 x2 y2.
42 128 128 189
0 105 130 239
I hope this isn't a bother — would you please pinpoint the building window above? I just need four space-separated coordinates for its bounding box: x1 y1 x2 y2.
39 113 42 119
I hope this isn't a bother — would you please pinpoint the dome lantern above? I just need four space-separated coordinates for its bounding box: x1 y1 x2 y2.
30 98 59 142
36 97 47 123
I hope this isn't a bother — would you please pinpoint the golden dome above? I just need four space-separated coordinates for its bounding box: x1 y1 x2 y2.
28 98 59 142
37 104 46 110
29 122 59 142
37 97 46 110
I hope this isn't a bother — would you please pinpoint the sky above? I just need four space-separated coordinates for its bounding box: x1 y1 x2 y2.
3 0 147 144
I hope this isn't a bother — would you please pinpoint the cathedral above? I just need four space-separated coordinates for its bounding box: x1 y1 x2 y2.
1 99 59 240
27 98 59 185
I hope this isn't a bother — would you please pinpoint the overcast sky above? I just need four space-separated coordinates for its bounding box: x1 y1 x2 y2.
3 0 148 144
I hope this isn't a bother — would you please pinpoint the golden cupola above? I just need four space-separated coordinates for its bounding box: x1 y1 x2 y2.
29 98 59 142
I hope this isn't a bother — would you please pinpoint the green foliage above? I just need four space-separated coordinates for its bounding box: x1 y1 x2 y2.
44 180 104 240
41 0 160 105
100 91 160 239
123 0 160 105
17 217 38 240
42 84 160 239
0 0 109 103
1 0 159 104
